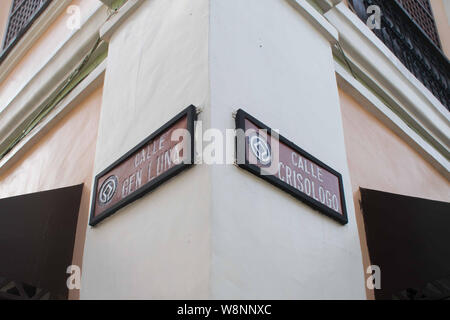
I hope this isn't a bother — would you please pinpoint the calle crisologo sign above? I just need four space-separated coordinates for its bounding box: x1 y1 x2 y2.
235 109 348 225
249 133 272 166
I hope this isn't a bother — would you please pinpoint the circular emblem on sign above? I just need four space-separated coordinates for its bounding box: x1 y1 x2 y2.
249 133 272 165
98 175 118 205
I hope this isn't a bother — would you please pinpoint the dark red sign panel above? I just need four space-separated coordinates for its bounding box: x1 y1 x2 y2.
89 105 197 226
235 109 348 224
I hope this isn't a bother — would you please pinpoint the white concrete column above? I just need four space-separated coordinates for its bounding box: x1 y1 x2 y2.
81 0 211 299
81 0 366 299
208 0 365 299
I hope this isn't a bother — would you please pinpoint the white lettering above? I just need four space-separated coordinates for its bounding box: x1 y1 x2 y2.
278 162 285 181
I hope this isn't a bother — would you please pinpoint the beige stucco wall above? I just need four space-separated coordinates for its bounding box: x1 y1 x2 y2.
430 0 450 58
0 0 13 47
0 86 103 300
339 88 450 299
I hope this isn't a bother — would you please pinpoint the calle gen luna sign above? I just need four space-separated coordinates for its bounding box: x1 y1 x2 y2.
89 105 197 226
235 109 348 225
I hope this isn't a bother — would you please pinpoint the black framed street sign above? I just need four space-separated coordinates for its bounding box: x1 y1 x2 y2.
235 109 348 225
89 105 197 226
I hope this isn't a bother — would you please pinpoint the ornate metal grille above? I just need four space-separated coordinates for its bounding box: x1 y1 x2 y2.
392 275 450 300
349 0 450 111
397 0 441 48
0 277 54 300
2 0 52 50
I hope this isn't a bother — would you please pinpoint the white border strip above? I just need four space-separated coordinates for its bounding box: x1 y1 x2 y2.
0 4 107 151
0 60 106 176
287 0 339 44
100 0 144 42
335 61 450 180
0 0 72 83
325 3 450 155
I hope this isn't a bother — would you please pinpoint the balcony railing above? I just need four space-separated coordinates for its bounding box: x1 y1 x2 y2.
349 0 450 111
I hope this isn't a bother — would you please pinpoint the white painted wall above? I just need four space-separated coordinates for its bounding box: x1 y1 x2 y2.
81 0 211 299
81 0 366 299
209 0 366 299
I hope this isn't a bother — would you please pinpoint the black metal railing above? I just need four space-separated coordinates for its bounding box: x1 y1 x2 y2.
0 0 52 63
396 0 441 48
350 0 450 111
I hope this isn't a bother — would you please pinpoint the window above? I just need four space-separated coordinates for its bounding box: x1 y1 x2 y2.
2 0 52 51
397 0 441 48
349 0 450 110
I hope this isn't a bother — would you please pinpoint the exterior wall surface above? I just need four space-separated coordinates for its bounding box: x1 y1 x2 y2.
81 0 211 299
80 0 366 299
430 0 450 58
339 88 450 299
1 0 447 301
209 0 366 299
0 86 103 300
0 0 13 46
0 0 101 111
